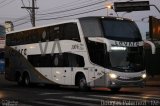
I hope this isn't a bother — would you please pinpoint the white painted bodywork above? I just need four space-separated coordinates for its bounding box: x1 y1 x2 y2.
7 18 146 87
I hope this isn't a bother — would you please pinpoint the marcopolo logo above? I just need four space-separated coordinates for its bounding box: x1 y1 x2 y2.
39 30 62 56
114 41 140 47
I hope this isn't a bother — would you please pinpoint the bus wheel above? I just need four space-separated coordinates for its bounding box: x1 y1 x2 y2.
78 76 88 91
24 73 30 86
16 73 23 86
110 87 121 92
17 75 23 86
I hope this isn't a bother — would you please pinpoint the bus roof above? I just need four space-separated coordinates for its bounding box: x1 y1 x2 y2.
7 19 79 34
7 16 133 34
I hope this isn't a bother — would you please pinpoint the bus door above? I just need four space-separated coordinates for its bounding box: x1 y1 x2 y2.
64 67 73 85
52 54 65 85
64 53 85 85
63 53 75 85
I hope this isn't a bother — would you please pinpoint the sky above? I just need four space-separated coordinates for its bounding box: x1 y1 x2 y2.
0 0 160 39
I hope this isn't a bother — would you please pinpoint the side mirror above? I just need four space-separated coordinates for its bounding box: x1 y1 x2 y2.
143 40 156 54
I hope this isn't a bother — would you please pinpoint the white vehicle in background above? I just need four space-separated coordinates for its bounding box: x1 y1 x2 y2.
5 16 147 91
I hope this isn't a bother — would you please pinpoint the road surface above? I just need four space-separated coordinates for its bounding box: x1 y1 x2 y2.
0 74 160 106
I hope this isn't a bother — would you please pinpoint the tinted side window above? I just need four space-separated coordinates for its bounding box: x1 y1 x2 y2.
63 23 80 42
49 25 62 41
51 54 65 67
6 23 81 46
85 38 110 68
67 53 84 67
28 53 85 67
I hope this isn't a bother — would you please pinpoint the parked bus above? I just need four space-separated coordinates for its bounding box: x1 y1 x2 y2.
0 25 5 73
5 16 147 91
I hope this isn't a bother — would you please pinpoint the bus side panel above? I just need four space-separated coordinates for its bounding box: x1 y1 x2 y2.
5 46 57 84
5 46 17 81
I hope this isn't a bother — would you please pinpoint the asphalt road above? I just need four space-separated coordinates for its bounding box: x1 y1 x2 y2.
0 74 160 106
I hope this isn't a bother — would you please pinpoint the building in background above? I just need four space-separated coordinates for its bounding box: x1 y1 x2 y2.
0 25 5 73
5 21 14 33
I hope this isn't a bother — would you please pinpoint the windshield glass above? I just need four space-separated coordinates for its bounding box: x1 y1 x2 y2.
109 47 144 72
102 19 142 41
0 26 5 36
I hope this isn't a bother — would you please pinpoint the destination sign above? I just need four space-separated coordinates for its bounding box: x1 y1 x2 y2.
113 41 140 47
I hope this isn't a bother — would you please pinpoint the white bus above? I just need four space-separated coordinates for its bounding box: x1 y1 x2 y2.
5 16 147 91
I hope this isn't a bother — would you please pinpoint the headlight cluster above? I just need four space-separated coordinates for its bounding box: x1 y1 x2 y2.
142 74 147 79
109 73 147 79
109 73 117 79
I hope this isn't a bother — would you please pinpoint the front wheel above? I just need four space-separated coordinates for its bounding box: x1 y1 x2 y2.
78 77 89 91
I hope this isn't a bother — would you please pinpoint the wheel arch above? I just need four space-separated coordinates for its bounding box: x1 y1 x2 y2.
22 71 32 82
22 71 29 77
75 72 86 86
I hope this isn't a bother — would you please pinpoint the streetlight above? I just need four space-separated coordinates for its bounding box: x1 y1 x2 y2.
106 5 112 9
105 3 119 17
106 3 113 16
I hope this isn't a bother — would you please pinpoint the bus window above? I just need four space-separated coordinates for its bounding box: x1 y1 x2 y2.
63 23 81 42
49 25 62 41
80 18 103 37
67 53 85 67
28 53 84 67
85 38 110 68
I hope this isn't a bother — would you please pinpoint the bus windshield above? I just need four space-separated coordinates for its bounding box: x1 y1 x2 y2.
102 19 142 41
109 47 145 72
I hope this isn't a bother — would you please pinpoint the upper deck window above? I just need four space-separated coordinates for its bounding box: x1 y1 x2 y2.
101 19 142 41
80 17 141 41
80 18 103 37
6 22 81 46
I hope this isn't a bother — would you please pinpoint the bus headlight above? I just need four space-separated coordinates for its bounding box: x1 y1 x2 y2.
142 74 147 79
111 47 126 51
109 73 117 79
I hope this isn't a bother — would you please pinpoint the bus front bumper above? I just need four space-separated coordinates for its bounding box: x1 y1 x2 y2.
107 79 146 88
106 72 147 88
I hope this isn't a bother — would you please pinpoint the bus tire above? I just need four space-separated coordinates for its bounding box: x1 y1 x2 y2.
16 72 23 86
17 76 23 86
77 76 89 91
23 73 30 86
110 87 121 92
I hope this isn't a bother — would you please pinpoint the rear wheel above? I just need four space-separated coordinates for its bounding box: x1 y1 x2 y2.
16 72 23 86
17 75 23 86
23 73 30 86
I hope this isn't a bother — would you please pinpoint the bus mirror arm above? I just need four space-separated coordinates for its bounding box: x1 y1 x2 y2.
143 40 156 54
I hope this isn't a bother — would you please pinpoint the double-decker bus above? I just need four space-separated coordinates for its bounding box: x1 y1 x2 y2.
5 16 147 91
0 25 5 73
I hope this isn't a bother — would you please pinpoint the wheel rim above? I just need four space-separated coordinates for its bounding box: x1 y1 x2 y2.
79 79 86 89
25 76 30 86
18 76 22 82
